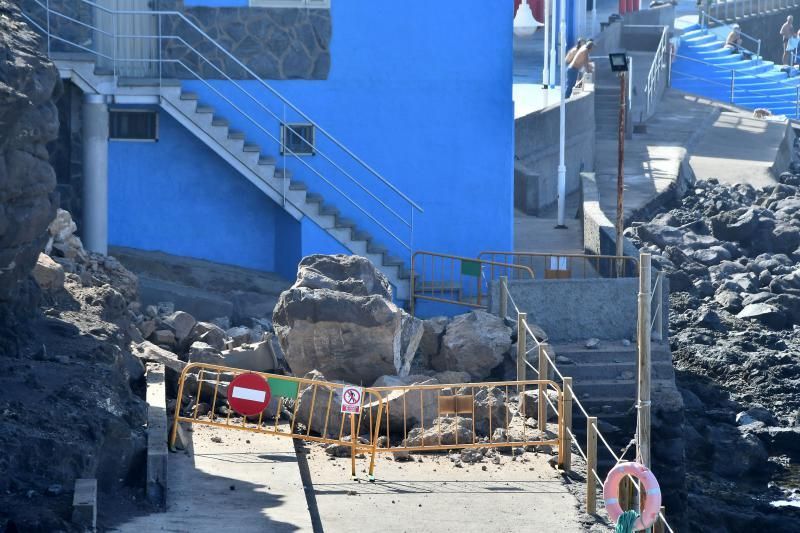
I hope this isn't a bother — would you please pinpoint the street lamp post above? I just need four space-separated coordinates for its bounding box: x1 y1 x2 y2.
556 0 567 227
608 53 629 271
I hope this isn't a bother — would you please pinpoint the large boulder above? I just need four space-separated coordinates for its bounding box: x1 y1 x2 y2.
432 310 512 380
273 255 422 384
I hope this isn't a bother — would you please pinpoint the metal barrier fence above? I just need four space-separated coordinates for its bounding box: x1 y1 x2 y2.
478 252 639 280
367 379 564 462
496 254 674 533
170 362 385 477
409 251 535 314
707 0 800 27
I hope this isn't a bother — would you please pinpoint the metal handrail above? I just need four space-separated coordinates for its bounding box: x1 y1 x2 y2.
21 0 424 261
700 9 762 59
672 67 800 115
498 280 676 533
644 25 670 118
672 53 800 90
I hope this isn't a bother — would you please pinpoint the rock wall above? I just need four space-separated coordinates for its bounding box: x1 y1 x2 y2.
158 1 332 80
0 0 60 307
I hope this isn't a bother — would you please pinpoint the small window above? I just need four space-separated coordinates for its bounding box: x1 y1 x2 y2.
281 123 315 156
110 110 158 141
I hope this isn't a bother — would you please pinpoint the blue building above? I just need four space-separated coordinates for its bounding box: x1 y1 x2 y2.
21 0 586 309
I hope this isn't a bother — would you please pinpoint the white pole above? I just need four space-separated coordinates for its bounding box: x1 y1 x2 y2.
550 0 558 86
82 93 109 255
544 0 551 87
557 0 567 227
592 0 598 36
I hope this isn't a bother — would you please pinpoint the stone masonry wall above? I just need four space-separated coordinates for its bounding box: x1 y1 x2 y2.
158 1 332 80
0 0 61 305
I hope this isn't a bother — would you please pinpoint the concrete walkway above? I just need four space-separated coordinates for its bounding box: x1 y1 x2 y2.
514 193 584 253
689 110 785 188
593 90 788 222
111 426 314 532
303 444 592 533
594 90 715 219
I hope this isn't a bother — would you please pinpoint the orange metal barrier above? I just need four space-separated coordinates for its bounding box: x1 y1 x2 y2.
410 251 535 315
365 379 565 464
478 251 639 280
170 363 385 477
170 364 567 476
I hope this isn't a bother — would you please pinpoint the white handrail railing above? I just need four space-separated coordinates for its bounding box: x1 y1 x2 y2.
644 25 670 118
21 0 424 263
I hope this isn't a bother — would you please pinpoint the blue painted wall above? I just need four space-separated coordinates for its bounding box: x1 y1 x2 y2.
183 0 515 262
109 0 515 309
108 109 301 280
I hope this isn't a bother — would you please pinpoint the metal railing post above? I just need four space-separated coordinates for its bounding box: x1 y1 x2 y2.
516 312 527 382
654 272 664 341
46 0 50 55
796 86 799 119
562 376 573 472
637 253 652 469
587 416 598 514
538 344 549 431
113 0 118 78
654 506 667 533
499 276 508 319
158 13 162 86
730 69 736 103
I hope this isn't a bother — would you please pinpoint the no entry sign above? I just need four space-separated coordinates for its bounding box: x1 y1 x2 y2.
340 385 363 414
228 373 271 416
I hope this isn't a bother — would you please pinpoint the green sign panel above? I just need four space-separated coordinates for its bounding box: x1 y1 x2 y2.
268 377 299 399
461 259 481 277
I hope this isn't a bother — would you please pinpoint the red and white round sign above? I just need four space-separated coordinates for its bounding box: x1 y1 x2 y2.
228 373 271 416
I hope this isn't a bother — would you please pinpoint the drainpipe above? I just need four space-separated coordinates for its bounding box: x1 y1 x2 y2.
550 0 558 86
557 0 567 228
82 93 109 255
544 0 550 88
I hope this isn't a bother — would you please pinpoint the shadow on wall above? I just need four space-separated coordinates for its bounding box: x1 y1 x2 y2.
514 88 596 216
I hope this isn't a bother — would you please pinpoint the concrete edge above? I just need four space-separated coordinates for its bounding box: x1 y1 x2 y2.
145 362 168 509
771 120 797 178
580 171 671 337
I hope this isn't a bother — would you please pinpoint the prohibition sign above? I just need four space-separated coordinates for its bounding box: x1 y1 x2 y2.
340 385 363 414
228 373 271 416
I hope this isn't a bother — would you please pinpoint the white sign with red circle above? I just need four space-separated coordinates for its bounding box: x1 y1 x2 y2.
340 385 363 414
228 373 271 416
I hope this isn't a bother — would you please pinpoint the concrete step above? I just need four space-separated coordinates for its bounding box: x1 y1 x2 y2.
569 378 676 398
558 361 675 381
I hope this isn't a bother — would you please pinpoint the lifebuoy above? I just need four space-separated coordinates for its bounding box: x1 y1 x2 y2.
602 461 661 531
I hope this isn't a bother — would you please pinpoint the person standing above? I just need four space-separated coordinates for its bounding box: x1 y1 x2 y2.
566 40 594 98
565 38 585 66
781 15 794 65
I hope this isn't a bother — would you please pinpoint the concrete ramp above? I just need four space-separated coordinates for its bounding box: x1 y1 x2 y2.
689 111 791 188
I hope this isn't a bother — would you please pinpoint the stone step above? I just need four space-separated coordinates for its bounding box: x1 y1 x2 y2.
557 361 675 381
567 378 675 398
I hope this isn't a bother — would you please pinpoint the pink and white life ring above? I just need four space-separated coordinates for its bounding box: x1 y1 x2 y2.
602 461 662 530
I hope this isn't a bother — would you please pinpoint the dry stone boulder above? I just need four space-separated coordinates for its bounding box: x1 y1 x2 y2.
402 416 474 447
131 341 185 373
432 310 512 380
32 253 64 291
191 321 226 351
221 339 278 372
273 255 422 384
164 311 196 345
294 371 347 438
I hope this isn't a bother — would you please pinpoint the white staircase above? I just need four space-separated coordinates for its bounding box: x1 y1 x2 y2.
53 57 413 300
